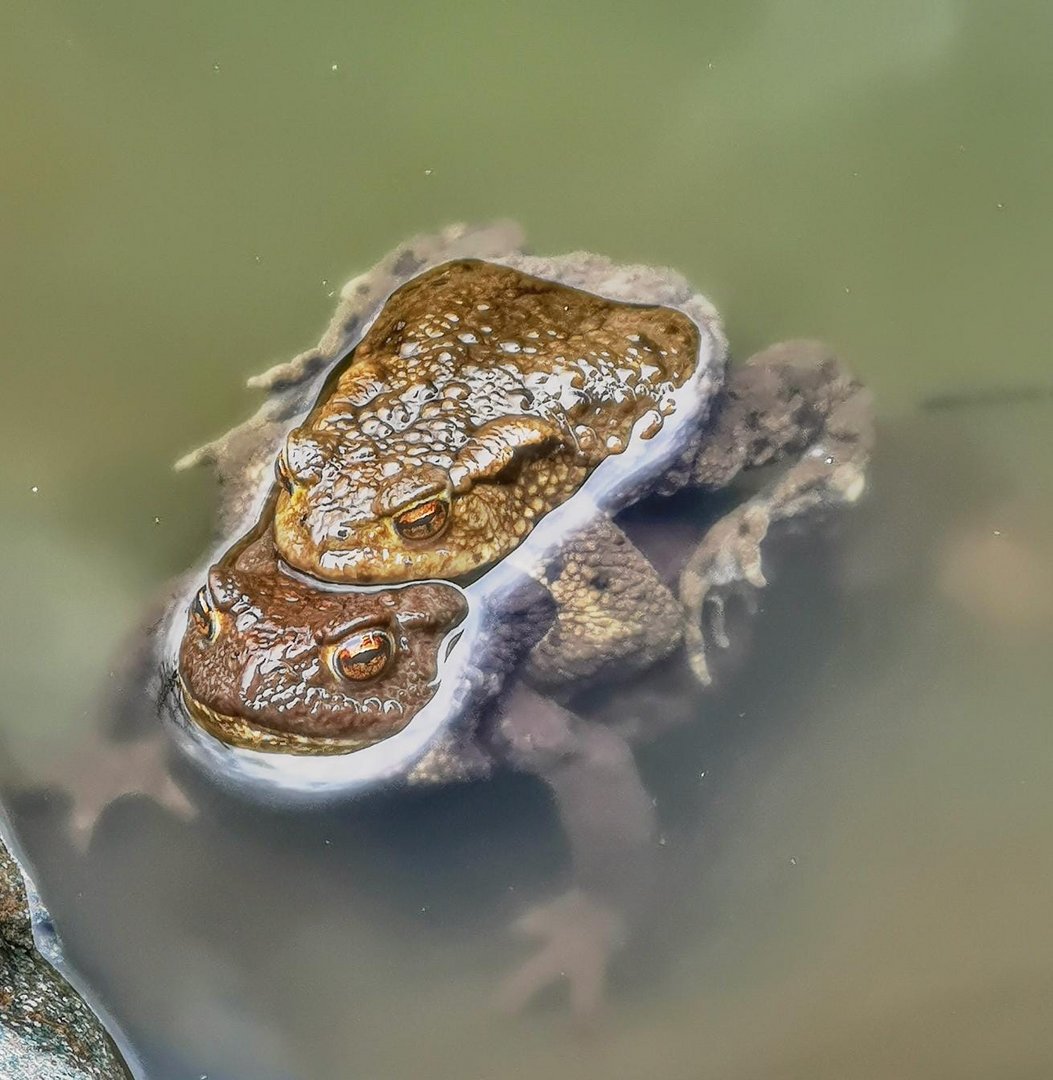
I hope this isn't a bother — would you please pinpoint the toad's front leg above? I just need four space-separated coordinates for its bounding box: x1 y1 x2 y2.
486 520 681 1016
677 341 874 682
521 515 685 692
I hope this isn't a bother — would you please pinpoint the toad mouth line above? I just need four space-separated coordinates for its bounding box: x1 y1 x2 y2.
177 679 386 756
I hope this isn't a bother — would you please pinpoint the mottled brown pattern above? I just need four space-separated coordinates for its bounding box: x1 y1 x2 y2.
178 534 468 753
273 259 701 583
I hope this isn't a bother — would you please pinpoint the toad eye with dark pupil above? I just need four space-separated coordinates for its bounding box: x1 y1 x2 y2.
191 586 216 640
274 454 295 495
331 630 394 682
393 498 449 541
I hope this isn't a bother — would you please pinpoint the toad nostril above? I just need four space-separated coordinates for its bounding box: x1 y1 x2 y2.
275 453 295 495
283 429 325 486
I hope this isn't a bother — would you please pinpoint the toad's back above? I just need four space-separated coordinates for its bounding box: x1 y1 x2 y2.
274 259 703 584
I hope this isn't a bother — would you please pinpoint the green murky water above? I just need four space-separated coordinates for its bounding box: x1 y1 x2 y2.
2 2 1052 1077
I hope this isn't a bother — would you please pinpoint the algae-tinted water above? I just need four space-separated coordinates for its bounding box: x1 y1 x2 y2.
2 2 1052 1077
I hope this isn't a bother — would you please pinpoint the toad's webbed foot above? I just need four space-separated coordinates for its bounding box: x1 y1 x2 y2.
680 503 771 683
499 888 626 1018
680 342 873 683
703 577 760 651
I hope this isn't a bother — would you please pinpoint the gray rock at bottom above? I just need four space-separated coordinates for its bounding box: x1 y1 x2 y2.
1 835 133 1079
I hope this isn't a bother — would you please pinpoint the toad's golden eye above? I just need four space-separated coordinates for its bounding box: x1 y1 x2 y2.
330 629 395 682
274 454 295 495
393 497 449 542
190 586 217 641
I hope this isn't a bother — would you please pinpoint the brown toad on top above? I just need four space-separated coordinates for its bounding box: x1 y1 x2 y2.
260 247 866 686
273 259 702 584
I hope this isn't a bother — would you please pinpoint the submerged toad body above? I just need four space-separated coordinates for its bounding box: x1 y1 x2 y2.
78 224 872 1017
273 260 702 583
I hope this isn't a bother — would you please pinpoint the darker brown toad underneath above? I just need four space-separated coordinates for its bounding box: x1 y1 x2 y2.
177 535 468 755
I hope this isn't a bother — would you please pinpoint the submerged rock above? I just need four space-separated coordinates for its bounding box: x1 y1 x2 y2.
0 834 133 1079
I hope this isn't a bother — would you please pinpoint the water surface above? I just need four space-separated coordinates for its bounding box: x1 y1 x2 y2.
2 2 1052 1077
